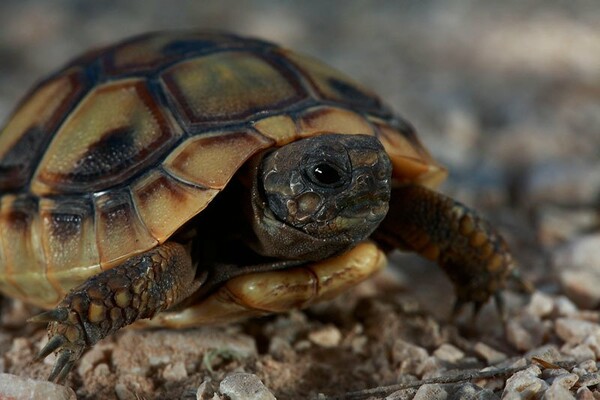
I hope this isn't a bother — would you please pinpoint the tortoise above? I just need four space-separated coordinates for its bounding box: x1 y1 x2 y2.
0 31 515 382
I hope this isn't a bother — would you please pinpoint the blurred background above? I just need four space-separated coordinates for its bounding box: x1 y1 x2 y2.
1 1 600 397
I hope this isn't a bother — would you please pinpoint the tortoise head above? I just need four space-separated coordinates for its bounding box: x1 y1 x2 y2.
248 134 392 261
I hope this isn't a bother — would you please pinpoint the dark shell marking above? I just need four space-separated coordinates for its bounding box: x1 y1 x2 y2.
0 32 437 307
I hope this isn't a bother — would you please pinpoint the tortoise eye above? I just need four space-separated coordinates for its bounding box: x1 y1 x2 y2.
308 163 344 188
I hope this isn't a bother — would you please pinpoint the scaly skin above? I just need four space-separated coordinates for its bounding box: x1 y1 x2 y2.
30 241 199 382
374 184 515 317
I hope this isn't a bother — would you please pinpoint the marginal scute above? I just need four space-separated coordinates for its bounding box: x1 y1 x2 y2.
161 51 306 127
253 115 297 145
31 79 180 195
94 190 157 267
298 106 374 137
131 169 219 242
373 119 447 188
0 68 85 191
39 197 101 299
163 130 273 189
0 195 60 306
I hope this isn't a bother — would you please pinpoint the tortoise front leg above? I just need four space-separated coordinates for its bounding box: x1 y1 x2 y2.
373 184 516 319
30 241 200 382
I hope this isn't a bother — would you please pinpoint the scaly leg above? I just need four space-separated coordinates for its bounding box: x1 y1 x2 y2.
29 241 200 382
374 184 517 320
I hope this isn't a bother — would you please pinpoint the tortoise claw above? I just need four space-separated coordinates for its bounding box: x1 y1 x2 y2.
31 306 87 383
47 349 77 383
28 308 69 323
34 335 66 361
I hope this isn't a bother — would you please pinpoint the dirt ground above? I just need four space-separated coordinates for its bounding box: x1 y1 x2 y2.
1 1 599 399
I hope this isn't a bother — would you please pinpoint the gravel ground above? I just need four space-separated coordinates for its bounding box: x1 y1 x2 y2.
1 1 599 399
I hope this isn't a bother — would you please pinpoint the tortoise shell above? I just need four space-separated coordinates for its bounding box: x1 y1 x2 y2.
0 32 446 308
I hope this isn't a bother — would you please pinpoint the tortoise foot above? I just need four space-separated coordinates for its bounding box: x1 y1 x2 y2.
28 242 198 382
32 309 84 382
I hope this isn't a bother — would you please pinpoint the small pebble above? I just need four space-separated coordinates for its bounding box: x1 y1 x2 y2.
412 383 447 400
562 344 596 363
417 356 443 379
308 325 342 348
525 345 562 364
555 296 579 316
219 372 276 400
451 382 499 400
114 383 136 400
555 318 600 344
544 384 575 400
392 339 429 375
196 378 215 400
268 336 295 360
0 373 76 400
162 361 188 381
576 386 595 400
506 316 545 351
474 342 507 364
583 329 600 359
549 373 579 389
554 234 600 308
93 363 110 377
503 366 548 399
526 292 555 318
578 372 600 388
577 360 597 373
294 340 311 351
433 343 464 363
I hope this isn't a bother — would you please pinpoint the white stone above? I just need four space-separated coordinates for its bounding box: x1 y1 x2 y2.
308 325 342 348
526 292 555 317
433 343 464 363
474 342 507 364
506 316 546 351
412 383 448 400
114 383 136 400
503 366 548 399
562 344 596 363
219 372 276 400
0 373 76 400
162 361 188 381
549 373 579 389
555 296 579 316
392 339 429 375
555 318 600 344
544 384 575 400
554 234 600 308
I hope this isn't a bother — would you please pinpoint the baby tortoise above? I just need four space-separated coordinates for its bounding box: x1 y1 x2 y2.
0 32 515 382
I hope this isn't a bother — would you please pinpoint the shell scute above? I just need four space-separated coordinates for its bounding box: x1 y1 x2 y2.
0 68 87 191
94 190 157 267
39 197 101 297
297 106 375 137
31 79 181 195
131 169 219 242
281 50 387 115
0 195 60 306
160 51 307 128
163 130 273 190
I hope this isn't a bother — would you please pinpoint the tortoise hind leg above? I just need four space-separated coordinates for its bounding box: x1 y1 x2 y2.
373 184 516 320
30 241 200 382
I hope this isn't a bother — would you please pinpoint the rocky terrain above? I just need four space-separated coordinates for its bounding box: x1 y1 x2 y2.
0 1 599 399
